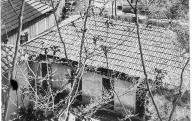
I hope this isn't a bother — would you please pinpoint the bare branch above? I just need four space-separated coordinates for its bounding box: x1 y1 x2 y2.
77 0 92 70
168 58 189 121
126 0 135 11
8 0 18 16
50 0 68 60
134 0 162 120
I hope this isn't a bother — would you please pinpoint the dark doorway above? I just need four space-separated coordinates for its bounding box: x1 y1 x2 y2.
135 81 148 119
41 63 48 77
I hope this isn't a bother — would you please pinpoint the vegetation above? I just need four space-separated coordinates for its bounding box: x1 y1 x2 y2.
139 0 189 20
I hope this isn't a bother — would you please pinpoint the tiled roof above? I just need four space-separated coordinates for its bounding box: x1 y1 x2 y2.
1 45 15 72
1 45 23 73
1 0 52 35
2 15 189 85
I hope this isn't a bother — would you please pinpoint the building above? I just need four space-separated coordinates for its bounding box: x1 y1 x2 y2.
1 0 56 45
1 15 190 120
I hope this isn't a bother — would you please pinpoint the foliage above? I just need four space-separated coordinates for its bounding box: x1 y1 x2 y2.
139 0 189 20
69 94 127 121
145 68 190 121
168 0 189 19
9 74 70 121
147 94 190 121
170 22 189 54
10 103 57 121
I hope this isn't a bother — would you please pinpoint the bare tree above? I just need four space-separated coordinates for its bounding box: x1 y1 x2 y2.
131 0 163 120
4 0 26 120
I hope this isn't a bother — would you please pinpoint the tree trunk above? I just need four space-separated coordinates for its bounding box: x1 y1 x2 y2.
4 0 25 120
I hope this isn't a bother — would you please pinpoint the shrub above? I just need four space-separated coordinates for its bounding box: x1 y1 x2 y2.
10 103 56 121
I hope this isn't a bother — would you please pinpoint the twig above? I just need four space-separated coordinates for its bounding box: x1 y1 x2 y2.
87 25 135 59
168 58 189 121
77 0 92 69
18 62 38 98
26 61 38 107
126 0 135 11
134 0 162 121
50 0 68 60
8 0 18 16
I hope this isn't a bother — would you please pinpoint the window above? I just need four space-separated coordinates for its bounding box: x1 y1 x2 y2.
40 62 52 77
29 61 52 78
41 63 48 77
102 78 114 110
131 0 134 3
2 37 8 44
20 32 28 44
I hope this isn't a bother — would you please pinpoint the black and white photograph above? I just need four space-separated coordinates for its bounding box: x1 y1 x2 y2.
1 0 190 121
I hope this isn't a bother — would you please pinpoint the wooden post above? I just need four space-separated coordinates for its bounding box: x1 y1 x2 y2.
115 0 117 16
112 1 114 18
